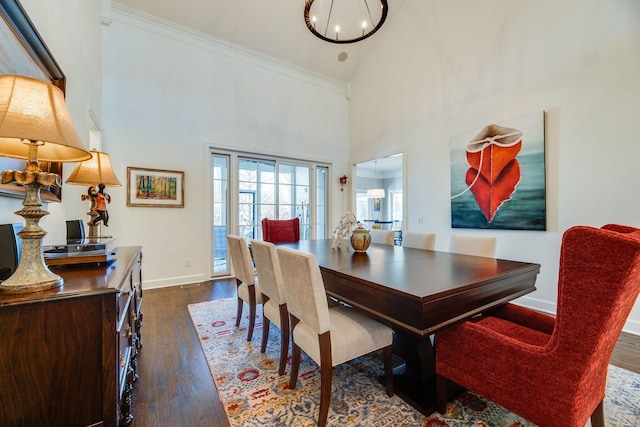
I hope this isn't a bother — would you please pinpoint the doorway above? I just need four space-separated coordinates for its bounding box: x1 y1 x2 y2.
354 153 404 239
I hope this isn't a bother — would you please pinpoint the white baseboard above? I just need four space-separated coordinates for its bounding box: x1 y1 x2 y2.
142 274 206 290
515 295 639 336
515 294 557 315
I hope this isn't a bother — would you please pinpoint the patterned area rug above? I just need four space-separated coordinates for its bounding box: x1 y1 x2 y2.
188 298 640 427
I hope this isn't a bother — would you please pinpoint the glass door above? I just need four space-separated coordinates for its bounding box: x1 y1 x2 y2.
210 150 330 277
239 159 275 241
211 154 229 275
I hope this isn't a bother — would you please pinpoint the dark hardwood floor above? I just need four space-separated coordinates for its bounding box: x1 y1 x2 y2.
131 279 235 427
131 279 640 427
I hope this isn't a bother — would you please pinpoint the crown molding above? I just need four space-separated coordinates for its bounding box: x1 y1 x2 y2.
109 3 346 94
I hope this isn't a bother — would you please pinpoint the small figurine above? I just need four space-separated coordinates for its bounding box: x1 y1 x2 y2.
88 183 111 227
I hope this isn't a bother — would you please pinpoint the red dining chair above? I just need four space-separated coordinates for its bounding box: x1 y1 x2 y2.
261 217 300 243
435 224 640 427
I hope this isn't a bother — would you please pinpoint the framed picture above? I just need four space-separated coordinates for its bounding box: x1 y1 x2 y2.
450 111 546 231
127 167 185 208
0 0 66 202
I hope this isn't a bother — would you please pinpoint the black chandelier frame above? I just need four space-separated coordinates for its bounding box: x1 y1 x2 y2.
303 0 389 44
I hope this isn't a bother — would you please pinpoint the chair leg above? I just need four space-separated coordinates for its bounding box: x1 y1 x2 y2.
247 285 257 341
261 317 270 353
235 297 243 327
278 304 290 376
382 344 394 397
590 400 605 427
289 315 301 389
235 278 245 328
318 331 333 427
435 374 448 414
260 294 270 353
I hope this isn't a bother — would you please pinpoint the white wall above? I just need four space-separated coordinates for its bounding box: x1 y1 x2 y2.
349 0 640 333
0 0 101 242
101 6 350 288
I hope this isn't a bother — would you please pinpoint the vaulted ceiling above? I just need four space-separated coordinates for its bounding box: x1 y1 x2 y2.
112 0 408 83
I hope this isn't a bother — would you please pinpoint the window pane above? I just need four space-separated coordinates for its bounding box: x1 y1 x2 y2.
212 155 229 274
316 167 327 239
356 192 369 223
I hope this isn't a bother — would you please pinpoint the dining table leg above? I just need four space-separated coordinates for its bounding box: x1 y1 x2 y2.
382 329 437 415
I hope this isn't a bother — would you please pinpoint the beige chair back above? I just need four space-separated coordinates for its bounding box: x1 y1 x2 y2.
370 229 395 245
277 247 330 335
227 235 255 284
449 235 497 258
251 240 286 305
402 232 436 250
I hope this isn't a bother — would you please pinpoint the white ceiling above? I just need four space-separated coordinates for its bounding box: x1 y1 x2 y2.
112 0 408 83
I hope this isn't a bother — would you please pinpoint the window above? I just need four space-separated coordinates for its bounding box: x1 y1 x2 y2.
391 191 403 229
210 149 329 276
356 191 369 224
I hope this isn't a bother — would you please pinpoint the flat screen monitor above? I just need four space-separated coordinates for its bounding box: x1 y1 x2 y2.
0 223 22 281
66 219 85 241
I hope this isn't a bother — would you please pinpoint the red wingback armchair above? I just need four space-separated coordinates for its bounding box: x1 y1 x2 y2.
261 217 300 243
435 224 640 427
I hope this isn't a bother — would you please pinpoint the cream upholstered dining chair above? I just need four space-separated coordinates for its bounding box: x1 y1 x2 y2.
449 235 497 258
277 247 394 427
226 235 262 341
402 232 436 250
370 229 395 246
250 240 289 376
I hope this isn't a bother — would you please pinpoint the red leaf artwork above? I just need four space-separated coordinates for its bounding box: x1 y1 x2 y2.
466 159 521 222
466 124 522 184
461 124 523 222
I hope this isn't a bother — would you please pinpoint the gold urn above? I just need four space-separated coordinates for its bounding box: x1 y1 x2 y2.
350 225 371 252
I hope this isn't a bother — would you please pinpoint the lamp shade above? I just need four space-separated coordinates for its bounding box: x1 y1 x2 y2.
66 149 121 186
366 188 385 198
0 75 90 162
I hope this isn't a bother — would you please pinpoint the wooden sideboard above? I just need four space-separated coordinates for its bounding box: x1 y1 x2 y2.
0 246 143 427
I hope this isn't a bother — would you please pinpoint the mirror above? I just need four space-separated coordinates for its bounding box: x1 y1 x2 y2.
354 153 403 233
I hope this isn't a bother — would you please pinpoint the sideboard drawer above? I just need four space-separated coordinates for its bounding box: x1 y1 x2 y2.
0 246 142 427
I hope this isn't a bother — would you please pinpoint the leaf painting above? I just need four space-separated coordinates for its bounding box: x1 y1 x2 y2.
135 174 178 200
450 112 546 231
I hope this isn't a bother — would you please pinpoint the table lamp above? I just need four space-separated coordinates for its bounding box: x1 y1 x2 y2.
65 149 121 238
0 74 91 294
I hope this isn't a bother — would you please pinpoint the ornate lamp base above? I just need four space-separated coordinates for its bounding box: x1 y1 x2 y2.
0 169 63 294
0 236 62 294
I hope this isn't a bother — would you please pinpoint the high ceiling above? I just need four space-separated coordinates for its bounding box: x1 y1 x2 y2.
112 0 408 83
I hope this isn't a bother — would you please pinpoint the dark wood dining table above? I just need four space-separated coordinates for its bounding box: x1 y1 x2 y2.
279 239 540 415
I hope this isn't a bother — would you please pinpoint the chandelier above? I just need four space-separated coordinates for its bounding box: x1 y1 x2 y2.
304 0 389 44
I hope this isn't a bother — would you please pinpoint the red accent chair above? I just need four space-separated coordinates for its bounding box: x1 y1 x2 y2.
435 224 640 427
261 217 300 243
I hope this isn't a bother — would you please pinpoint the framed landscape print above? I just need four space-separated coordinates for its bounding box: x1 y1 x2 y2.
450 111 547 231
127 167 184 208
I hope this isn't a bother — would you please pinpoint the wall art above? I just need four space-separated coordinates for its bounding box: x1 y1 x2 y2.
450 111 546 230
127 167 184 208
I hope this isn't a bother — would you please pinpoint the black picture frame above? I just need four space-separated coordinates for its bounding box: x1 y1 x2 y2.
0 0 65 202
